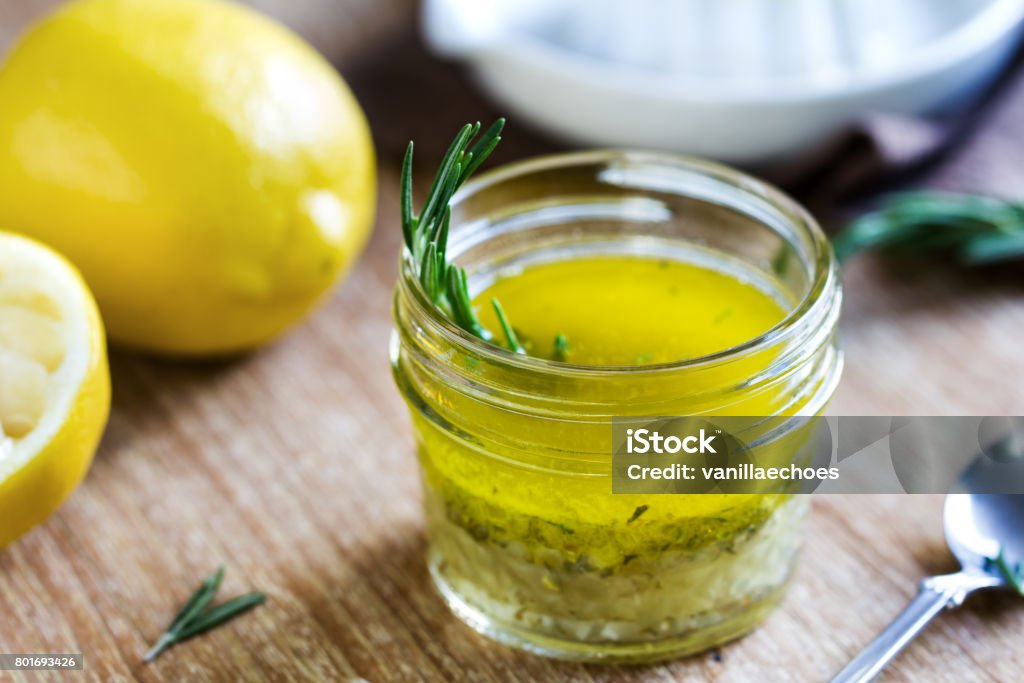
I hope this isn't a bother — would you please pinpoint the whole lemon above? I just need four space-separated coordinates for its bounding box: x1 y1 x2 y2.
0 0 376 355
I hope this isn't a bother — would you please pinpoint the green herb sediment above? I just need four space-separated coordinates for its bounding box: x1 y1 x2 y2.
432 473 783 573
834 191 1024 265
491 298 525 354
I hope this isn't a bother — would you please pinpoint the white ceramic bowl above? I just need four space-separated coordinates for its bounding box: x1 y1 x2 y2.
423 0 1024 164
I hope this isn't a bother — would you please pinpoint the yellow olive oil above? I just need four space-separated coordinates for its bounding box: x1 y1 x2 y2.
475 256 787 365
412 254 796 570
401 250 817 660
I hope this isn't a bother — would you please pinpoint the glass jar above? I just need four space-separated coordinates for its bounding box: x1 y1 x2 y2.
391 151 842 663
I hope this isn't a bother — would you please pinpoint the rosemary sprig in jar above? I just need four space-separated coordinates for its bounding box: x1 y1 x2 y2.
833 191 1024 265
402 120 565 359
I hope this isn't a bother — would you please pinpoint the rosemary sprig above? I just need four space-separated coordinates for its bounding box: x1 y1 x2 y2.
402 120 506 345
833 191 1024 265
144 566 266 662
491 298 524 354
402 120 575 359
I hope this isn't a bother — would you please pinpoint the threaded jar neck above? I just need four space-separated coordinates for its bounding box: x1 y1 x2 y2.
393 150 841 422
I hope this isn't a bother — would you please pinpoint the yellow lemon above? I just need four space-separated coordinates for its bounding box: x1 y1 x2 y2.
0 0 376 355
0 232 110 548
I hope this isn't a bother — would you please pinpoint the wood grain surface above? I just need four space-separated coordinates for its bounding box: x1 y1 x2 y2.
0 2 1022 682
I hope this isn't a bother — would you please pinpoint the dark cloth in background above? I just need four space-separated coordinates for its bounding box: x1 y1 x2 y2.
770 43 1024 223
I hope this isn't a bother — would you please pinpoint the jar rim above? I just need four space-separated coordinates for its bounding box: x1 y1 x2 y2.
399 149 839 378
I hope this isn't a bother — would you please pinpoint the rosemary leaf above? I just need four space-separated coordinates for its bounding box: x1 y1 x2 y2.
446 266 490 341
419 242 440 302
834 191 1024 265
400 142 415 250
430 165 463 244
418 124 474 235
553 334 570 361
961 231 1024 265
435 207 451 271
432 252 447 302
833 213 922 262
461 118 505 182
175 593 267 641
491 298 524 354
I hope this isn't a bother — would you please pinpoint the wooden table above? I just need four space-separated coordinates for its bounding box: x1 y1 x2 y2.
0 2 1022 681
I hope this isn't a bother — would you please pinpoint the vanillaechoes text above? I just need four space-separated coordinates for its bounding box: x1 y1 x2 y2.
611 416 1024 494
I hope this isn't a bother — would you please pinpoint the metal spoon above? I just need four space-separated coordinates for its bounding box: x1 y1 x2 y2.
831 439 1024 683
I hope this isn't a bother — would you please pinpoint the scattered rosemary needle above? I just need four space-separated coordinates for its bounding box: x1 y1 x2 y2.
833 191 1024 265
144 566 266 663
627 505 649 524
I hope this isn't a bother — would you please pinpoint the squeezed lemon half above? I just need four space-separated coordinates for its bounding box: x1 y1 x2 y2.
0 232 110 547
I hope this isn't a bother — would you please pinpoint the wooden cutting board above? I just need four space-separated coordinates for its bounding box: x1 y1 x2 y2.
0 2 1021 681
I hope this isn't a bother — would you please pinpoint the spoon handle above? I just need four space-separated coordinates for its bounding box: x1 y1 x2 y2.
830 573 972 683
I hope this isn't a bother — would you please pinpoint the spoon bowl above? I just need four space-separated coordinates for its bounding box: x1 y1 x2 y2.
945 493 1024 576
